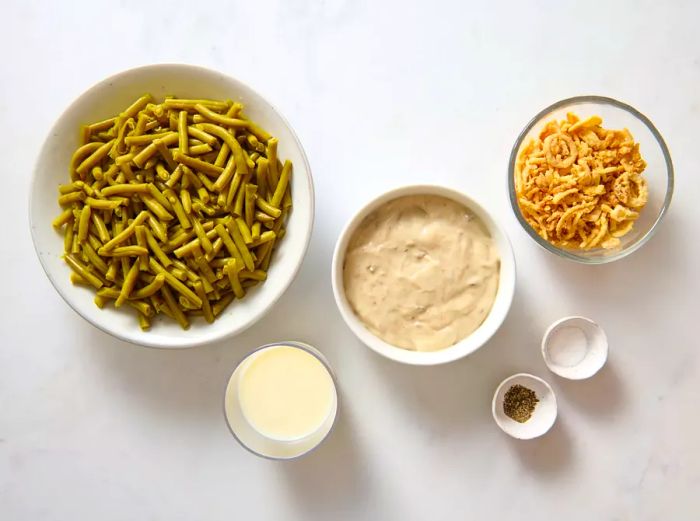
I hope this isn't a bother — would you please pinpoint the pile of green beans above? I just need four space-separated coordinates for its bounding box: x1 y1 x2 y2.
53 94 292 330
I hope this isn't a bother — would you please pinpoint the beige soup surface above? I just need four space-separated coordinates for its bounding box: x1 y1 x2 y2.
343 194 500 352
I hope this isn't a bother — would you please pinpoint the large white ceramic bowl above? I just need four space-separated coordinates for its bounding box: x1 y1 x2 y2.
331 185 516 365
29 64 314 348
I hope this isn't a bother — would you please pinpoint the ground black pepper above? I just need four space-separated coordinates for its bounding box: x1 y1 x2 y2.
503 384 538 423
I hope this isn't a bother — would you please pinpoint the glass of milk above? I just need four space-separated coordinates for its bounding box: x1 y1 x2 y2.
224 342 339 459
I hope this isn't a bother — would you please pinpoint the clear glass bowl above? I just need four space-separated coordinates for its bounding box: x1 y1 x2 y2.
508 95 674 264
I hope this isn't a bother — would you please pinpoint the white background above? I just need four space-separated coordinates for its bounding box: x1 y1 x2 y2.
2 1 699 519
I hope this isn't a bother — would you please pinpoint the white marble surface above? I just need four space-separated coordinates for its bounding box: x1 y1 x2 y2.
2 1 699 519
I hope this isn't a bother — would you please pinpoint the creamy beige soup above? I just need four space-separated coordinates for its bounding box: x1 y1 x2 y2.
343 195 500 351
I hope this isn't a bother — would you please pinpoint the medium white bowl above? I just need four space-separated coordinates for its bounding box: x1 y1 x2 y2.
29 64 314 348
331 185 516 365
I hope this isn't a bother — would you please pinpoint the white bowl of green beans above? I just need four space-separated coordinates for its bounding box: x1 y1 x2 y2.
30 64 314 348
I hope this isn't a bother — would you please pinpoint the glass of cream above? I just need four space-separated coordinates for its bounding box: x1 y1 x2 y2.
224 342 338 459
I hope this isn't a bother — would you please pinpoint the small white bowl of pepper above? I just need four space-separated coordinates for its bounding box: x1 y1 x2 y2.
492 373 557 439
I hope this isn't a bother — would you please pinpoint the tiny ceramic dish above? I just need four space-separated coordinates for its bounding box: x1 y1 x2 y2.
29 64 314 348
492 373 557 440
331 184 516 366
542 316 608 379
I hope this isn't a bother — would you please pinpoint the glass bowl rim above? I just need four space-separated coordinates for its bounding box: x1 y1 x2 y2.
507 95 674 264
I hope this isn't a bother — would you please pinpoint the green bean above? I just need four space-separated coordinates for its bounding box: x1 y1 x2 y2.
255 196 282 218
271 160 291 208
224 259 245 299
242 119 272 143
192 217 213 254
100 184 149 197
77 205 91 243
76 139 115 177
251 231 276 248
254 240 274 269
125 131 176 147
120 94 153 121
143 228 172 268
63 217 75 252
64 254 104 289
155 163 170 182
186 126 219 147
138 312 152 331
194 281 214 323
197 123 249 176
162 189 191 229
146 212 168 242
58 191 86 206
194 104 248 130
128 300 154 317
82 243 108 274
70 142 102 178
87 233 103 252
165 165 183 188
244 184 257 228
188 143 213 156
233 182 245 217
241 147 256 171
178 110 189 155
133 133 178 168
163 98 229 111
135 226 149 270
236 217 253 244
225 220 254 271
110 117 134 159
101 210 149 250
105 258 119 282
254 211 275 224
100 246 148 257
88 116 118 134
255 158 269 200
180 189 192 215
53 209 74 228
212 155 236 193
141 195 174 221
212 292 235 316
192 247 217 283
132 273 165 299
85 197 122 210
149 258 202 308
205 237 224 262
154 138 178 170
171 259 199 282
169 267 187 281
172 151 223 177
251 222 261 241
266 138 279 189
196 171 216 193
240 269 267 281
90 212 110 243
160 285 189 329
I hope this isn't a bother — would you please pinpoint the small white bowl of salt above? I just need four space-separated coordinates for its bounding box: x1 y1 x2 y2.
541 316 608 380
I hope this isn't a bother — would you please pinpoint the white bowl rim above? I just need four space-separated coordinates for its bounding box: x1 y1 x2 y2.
331 184 516 366
28 63 315 349
507 94 674 265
